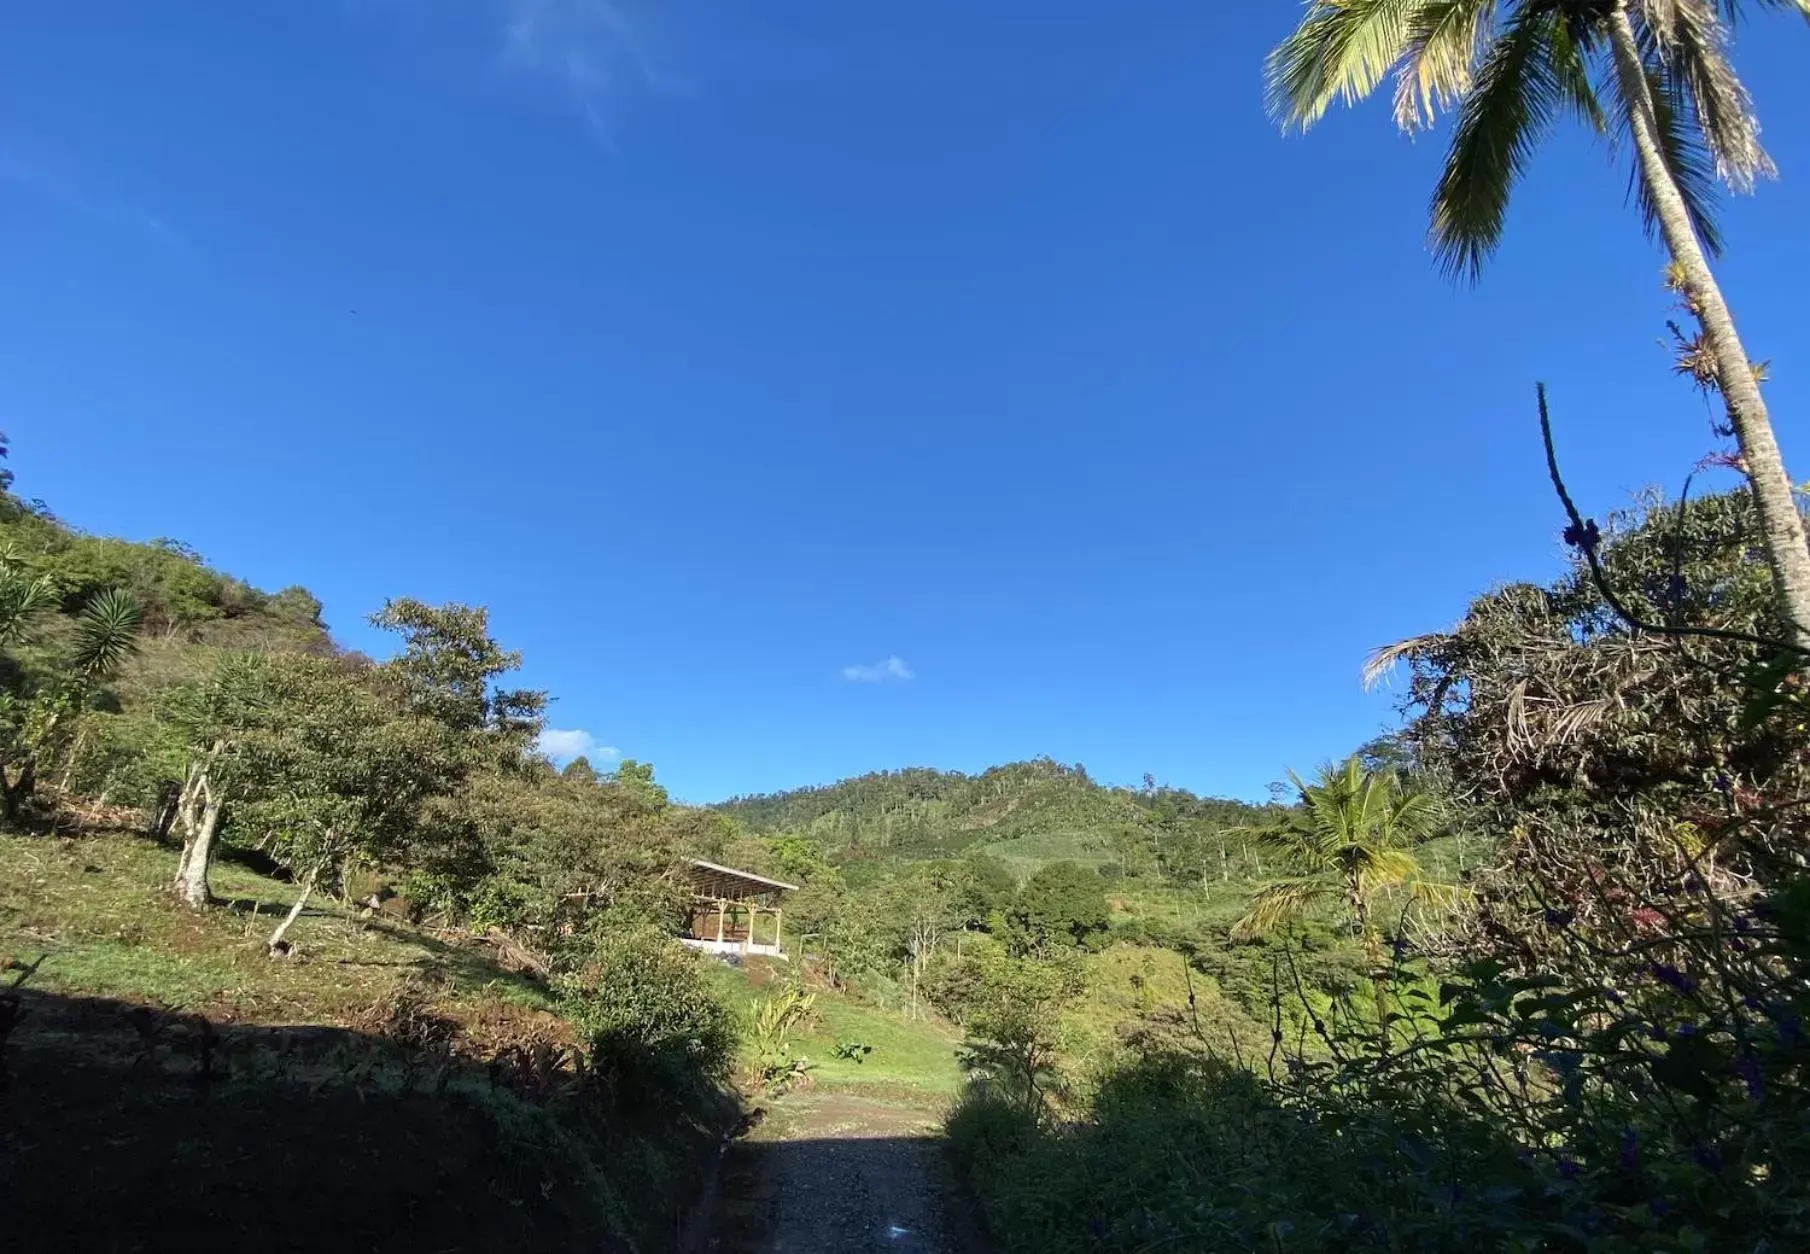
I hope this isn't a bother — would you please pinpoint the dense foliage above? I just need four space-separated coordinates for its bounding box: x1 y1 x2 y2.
0 447 747 1244
950 487 1810 1252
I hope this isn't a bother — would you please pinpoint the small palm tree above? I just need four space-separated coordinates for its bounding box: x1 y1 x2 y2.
1266 0 1810 649
1234 757 1459 1037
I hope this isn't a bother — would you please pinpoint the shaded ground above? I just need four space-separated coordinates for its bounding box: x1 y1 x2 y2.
0 990 618 1253
697 1091 987 1254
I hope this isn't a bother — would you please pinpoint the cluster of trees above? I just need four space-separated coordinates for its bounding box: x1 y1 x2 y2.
0 458 738 985
719 756 1284 887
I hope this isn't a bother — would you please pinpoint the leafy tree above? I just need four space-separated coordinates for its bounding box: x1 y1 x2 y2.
611 758 669 809
368 598 546 755
949 853 1017 931
1379 486 1804 974
163 652 276 907
448 766 688 953
767 833 831 883
879 867 962 1018
1008 861 1109 954
244 655 470 954
560 754 600 786
1233 757 1455 1035
1266 0 1810 646
957 949 1086 1116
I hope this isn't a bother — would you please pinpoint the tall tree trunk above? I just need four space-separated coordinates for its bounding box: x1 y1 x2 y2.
1607 3 1810 650
178 791 222 909
170 741 228 898
267 868 319 956
1349 874 1390 1048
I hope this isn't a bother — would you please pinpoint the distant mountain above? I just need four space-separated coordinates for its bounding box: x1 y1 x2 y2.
715 757 1278 879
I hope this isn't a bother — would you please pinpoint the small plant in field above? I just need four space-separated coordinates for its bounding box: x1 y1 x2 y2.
830 1039 872 1064
749 984 816 1095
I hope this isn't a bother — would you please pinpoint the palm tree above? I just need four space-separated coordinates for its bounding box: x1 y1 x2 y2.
1267 0 1810 650
1233 757 1458 1037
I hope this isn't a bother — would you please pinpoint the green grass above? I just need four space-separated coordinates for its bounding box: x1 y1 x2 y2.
0 826 557 1025
704 959 964 1099
975 828 1117 879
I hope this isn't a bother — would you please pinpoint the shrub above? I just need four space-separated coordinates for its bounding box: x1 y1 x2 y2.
558 930 735 1108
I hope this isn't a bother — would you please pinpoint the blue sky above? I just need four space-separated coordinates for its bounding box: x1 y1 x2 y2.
4 2 1808 804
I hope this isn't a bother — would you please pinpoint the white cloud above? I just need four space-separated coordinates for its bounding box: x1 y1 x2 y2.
842 656 914 683
0 148 187 254
497 0 663 140
537 728 620 762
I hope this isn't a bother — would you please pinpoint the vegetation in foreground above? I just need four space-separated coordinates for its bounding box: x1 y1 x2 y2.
948 486 1810 1252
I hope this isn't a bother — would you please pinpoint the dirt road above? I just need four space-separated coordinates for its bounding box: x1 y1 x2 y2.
693 1090 986 1254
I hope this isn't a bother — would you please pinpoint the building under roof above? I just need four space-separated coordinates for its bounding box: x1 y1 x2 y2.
678 858 798 959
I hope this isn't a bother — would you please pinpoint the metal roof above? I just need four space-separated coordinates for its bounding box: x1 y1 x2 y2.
681 857 799 898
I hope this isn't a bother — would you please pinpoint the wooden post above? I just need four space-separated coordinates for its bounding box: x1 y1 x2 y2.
716 898 726 945
775 906 783 957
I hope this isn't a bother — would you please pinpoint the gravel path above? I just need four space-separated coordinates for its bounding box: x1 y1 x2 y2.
696 1091 986 1254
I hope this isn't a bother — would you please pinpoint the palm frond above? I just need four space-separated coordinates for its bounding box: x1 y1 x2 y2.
1393 0 1496 129
1362 632 1445 690
1266 0 1430 132
1431 2 1601 279
1233 875 1340 939
1384 788 1445 843
70 588 144 678
1626 58 1727 255
1656 0 1772 191
1406 878 1475 911
1546 695 1613 745
1357 847 1424 890
1701 0 1810 28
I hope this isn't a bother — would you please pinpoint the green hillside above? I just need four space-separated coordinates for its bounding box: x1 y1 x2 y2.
716 757 1282 882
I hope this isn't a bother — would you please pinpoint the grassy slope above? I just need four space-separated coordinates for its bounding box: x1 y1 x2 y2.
1 822 556 1031
705 959 965 1100
0 821 735 1253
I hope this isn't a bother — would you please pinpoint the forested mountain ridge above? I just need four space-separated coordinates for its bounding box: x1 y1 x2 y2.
716 757 1282 880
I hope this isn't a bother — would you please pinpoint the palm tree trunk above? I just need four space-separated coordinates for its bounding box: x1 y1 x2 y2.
1606 2 1810 650
1349 874 1390 1048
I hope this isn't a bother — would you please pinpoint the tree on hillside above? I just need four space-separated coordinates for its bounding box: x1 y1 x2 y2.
1266 0 1810 647
164 653 276 907
1233 757 1457 1037
249 655 470 955
447 765 688 950
767 833 832 884
368 598 546 757
957 948 1086 1116
949 853 1017 932
1008 861 1109 955
560 755 600 786
881 868 962 1019
0 565 143 819
611 758 669 810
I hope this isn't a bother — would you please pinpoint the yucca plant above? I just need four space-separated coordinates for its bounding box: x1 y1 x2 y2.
0 581 143 821
1267 0 1810 648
